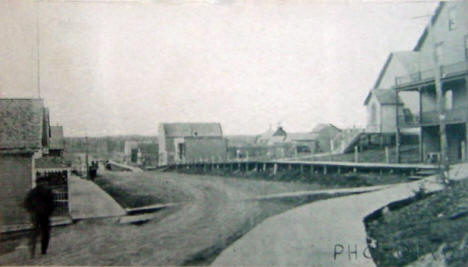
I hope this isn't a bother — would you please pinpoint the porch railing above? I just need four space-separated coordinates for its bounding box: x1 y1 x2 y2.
398 107 468 128
395 61 468 87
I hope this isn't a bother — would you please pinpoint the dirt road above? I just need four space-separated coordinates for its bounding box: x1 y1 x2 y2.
1 171 324 266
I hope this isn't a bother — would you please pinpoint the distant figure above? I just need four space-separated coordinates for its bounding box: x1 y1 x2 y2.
24 178 55 258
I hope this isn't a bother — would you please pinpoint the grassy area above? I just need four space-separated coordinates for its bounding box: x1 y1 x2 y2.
365 179 468 267
94 172 192 208
178 167 412 189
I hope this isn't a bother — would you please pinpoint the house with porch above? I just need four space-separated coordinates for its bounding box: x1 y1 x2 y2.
393 1 468 163
158 123 227 165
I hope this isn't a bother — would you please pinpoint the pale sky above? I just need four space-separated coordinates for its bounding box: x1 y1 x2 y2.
0 0 438 136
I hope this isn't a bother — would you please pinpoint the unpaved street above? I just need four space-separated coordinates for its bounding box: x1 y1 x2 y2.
0 171 324 266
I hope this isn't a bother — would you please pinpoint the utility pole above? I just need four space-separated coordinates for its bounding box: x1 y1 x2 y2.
414 14 449 182
85 136 89 179
428 18 449 182
36 0 41 98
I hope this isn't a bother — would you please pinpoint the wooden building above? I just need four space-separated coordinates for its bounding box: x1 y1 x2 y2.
369 2 468 163
0 98 70 229
158 123 227 165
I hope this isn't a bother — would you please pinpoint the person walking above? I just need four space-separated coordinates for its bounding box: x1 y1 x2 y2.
24 177 55 258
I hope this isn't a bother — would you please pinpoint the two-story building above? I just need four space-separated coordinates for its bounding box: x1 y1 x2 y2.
394 1 468 163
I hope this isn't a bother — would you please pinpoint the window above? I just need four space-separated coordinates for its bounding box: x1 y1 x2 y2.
444 90 453 110
448 9 456 31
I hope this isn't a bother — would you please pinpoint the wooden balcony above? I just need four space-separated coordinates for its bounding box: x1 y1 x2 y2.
395 61 468 90
398 107 468 128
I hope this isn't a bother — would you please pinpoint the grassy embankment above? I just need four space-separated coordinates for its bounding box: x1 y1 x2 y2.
365 178 468 267
178 166 415 189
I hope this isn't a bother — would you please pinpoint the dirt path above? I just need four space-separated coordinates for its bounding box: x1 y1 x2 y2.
0 171 322 266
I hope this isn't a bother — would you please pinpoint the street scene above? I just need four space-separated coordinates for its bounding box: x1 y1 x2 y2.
1 0 468 266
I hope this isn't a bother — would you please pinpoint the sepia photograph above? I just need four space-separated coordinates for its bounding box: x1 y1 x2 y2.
1 0 468 266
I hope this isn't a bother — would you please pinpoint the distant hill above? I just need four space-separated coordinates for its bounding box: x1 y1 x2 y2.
64 135 158 154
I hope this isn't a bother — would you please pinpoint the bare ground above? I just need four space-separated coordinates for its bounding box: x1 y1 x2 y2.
0 170 327 266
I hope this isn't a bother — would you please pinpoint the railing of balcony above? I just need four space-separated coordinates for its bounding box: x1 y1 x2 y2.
397 114 420 128
395 61 468 87
398 107 468 128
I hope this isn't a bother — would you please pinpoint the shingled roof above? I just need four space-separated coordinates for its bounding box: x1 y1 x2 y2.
161 123 223 137
0 99 45 151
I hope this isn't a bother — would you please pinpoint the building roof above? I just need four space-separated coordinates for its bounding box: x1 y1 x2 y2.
0 98 45 151
161 123 223 137
256 126 289 145
364 89 404 106
273 127 287 137
413 2 445 52
49 126 65 150
311 123 341 134
372 51 421 90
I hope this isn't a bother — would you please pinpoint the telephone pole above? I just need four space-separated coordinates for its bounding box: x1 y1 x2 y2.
36 0 41 98
416 13 449 181
85 136 89 179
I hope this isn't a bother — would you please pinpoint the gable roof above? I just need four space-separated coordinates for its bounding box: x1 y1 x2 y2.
273 126 287 137
311 123 341 134
364 89 404 106
0 98 45 151
372 51 421 90
256 126 289 144
49 126 65 150
413 2 445 52
161 123 223 137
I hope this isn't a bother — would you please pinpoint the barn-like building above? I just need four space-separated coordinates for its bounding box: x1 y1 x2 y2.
158 123 227 165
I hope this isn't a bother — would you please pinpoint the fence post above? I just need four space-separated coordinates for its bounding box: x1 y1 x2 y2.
354 146 359 163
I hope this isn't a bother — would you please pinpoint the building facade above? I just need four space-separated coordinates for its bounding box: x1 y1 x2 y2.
0 98 70 229
158 123 227 165
394 2 468 163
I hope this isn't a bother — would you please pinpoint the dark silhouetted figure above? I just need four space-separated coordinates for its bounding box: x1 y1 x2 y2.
24 178 55 258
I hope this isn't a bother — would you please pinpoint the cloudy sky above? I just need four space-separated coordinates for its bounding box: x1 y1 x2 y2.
0 0 438 136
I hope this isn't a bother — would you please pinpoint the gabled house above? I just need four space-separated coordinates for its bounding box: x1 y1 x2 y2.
0 99 49 227
392 1 468 163
288 132 319 153
256 126 289 145
158 123 227 165
0 98 70 229
311 123 341 153
364 51 420 134
364 89 404 133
